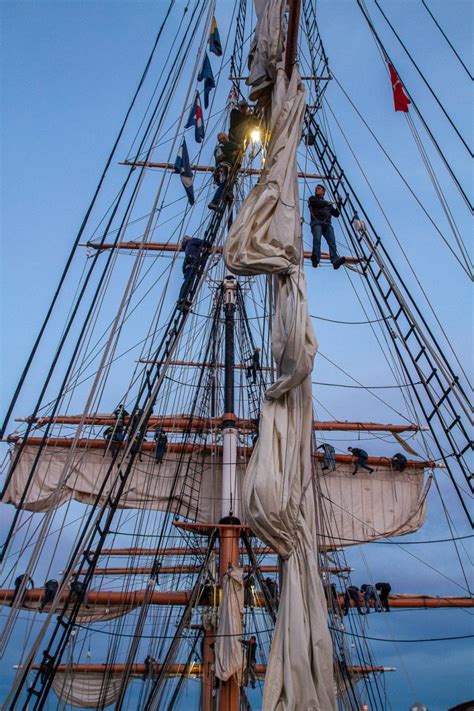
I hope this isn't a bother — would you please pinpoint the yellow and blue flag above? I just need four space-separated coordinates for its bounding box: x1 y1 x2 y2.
209 16 222 57
198 52 215 109
174 138 195 205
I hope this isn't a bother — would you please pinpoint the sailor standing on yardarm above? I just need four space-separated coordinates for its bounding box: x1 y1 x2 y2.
308 184 345 270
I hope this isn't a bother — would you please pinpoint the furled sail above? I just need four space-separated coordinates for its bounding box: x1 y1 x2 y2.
224 2 336 706
214 564 245 684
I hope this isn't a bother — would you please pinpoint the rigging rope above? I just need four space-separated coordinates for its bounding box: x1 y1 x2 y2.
420 0 473 80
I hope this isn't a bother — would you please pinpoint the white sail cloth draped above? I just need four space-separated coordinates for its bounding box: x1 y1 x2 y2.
214 564 245 684
3 444 428 550
224 64 336 709
52 672 122 708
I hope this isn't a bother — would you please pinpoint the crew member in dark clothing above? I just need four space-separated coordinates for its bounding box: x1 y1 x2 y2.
308 184 345 270
39 579 59 611
103 424 125 458
375 582 392 611
11 573 34 607
246 347 261 384
113 404 129 427
153 426 168 464
264 576 279 609
208 132 239 210
143 655 156 680
244 573 256 608
318 442 336 471
348 447 374 475
391 452 408 471
343 585 365 615
128 407 145 462
178 235 204 304
228 100 258 151
70 578 89 608
240 635 258 689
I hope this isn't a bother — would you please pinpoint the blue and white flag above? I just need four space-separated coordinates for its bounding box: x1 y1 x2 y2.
185 91 205 143
197 52 215 109
174 138 195 205
209 16 222 57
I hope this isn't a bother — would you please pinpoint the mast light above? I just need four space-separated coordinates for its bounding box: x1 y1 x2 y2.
250 128 261 143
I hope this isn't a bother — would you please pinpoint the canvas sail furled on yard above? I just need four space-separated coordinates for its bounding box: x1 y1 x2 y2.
214 564 245 684
224 1 336 705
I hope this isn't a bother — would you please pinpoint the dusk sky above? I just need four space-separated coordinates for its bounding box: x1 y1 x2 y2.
1 1 472 709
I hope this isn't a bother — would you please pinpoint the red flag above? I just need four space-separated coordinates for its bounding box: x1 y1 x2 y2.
388 63 411 112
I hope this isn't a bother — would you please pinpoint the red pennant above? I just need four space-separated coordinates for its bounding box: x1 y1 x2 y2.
388 63 411 113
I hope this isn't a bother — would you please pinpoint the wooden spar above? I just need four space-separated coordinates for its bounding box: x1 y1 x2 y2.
119 160 327 180
30 663 393 677
15 414 426 434
81 240 360 264
78 563 352 575
2 589 472 609
91 546 274 557
218 526 241 709
5 436 439 469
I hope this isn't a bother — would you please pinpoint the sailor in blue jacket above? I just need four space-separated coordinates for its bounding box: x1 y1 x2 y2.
308 184 345 270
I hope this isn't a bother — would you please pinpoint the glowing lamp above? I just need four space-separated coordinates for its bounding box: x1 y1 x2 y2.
250 129 261 143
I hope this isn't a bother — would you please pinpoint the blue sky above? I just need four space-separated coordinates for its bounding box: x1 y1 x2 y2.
1 1 473 709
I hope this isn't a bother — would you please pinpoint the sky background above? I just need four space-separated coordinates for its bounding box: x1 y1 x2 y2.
1 0 473 709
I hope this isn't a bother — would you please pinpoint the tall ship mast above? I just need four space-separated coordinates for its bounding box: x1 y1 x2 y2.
1 1 472 710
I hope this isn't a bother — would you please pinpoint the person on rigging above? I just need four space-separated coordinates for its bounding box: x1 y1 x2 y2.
240 635 258 689
208 132 239 210
348 446 374 475
360 583 383 613
103 423 125 458
264 576 279 609
308 184 346 270
228 99 258 152
375 581 392 611
113 404 129 427
10 573 34 607
391 452 408 471
246 347 261 384
143 655 157 680
153 425 168 464
178 234 205 308
39 578 59 611
343 585 365 615
318 442 337 471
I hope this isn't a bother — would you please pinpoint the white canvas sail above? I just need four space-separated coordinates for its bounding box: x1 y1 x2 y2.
224 2 337 701
214 564 245 684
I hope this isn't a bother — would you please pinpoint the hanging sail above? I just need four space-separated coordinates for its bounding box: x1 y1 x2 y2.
51 672 123 708
1 442 244 523
214 564 245 684
318 463 431 548
224 1 336 705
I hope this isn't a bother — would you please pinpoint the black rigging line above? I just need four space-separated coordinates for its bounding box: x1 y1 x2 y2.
355 0 473 212
373 0 473 157
420 0 473 81
0 0 175 441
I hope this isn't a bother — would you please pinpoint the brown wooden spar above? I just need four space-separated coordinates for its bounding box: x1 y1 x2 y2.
5 436 440 469
14 414 426 434
2 588 472 609
82 240 360 265
31 662 393 677
78 565 352 575
119 160 327 180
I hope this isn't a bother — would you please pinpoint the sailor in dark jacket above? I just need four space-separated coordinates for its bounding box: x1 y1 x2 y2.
178 235 204 302
348 446 374 475
308 184 345 269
